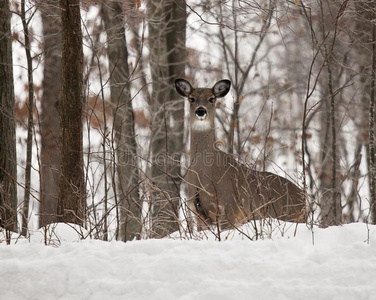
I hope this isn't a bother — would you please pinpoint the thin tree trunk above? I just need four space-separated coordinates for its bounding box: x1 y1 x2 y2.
57 0 86 226
20 0 34 236
0 0 18 238
369 8 376 223
39 0 62 228
102 0 142 241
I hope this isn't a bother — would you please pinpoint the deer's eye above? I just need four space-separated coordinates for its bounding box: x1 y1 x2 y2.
208 97 215 103
189 97 195 103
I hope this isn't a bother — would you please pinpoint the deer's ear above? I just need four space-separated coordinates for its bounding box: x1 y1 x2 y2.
212 80 231 98
175 79 193 97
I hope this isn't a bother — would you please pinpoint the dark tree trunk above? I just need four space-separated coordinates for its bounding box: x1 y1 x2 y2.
102 0 142 241
57 0 86 225
317 2 342 227
318 67 342 227
369 2 376 224
166 0 186 188
147 0 186 237
0 0 18 235
39 0 62 227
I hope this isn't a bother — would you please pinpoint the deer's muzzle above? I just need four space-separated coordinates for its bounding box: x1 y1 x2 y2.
195 107 207 120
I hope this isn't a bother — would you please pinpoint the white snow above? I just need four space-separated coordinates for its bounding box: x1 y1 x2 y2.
1 222 376 300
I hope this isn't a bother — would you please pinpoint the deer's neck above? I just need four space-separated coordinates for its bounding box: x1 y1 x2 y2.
189 127 216 166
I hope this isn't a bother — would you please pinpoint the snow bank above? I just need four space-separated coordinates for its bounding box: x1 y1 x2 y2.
0 223 375 300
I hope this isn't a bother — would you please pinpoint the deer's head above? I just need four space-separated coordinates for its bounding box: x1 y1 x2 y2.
175 79 231 131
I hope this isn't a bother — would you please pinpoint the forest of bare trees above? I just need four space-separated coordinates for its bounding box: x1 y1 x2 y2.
1 0 376 243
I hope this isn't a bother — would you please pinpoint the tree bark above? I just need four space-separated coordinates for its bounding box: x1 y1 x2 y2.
317 1 342 227
369 12 376 224
102 0 142 241
166 0 186 186
20 0 34 236
0 0 18 235
318 63 342 227
147 0 186 237
39 0 62 227
57 0 86 225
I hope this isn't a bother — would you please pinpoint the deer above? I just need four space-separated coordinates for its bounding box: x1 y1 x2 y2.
175 78 306 230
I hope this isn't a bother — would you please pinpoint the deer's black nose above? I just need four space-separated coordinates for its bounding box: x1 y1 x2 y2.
195 107 207 118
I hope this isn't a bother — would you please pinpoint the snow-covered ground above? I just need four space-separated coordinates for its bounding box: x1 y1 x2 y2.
1 222 375 300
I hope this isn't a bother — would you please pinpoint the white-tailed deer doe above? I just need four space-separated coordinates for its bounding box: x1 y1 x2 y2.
175 78 306 230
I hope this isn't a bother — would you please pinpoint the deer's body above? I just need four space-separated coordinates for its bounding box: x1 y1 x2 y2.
175 79 305 229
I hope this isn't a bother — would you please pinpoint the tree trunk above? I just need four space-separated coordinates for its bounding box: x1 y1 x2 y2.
166 0 186 155
166 0 186 184
0 0 18 235
57 0 86 226
317 2 342 227
318 65 342 227
39 0 62 227
352 0 376 224
102 0 142 242
369 3 376 224
20 0 34 237
147 0 186 237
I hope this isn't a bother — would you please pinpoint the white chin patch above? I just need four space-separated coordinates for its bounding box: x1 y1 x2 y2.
191 120 211 131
